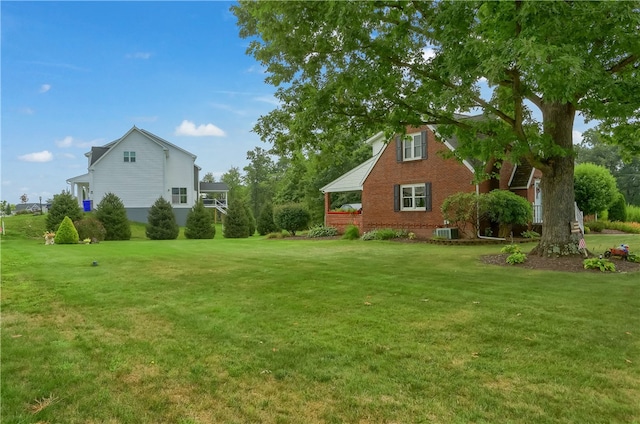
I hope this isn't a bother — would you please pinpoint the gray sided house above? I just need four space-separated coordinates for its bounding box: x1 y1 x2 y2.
67 126 228 226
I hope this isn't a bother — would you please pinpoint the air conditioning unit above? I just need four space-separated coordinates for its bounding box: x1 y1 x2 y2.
434 228 459 239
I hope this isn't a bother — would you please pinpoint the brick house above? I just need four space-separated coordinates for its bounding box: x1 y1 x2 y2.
321 125 542 238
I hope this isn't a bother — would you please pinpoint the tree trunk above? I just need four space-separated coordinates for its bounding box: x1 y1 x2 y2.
530 102 582 257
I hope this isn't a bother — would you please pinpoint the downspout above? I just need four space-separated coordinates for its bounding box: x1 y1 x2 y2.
476 183 506 241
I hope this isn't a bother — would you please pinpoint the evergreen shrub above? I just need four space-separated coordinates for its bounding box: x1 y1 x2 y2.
95 193 131 240
146 197 179 240
257 202 278 235
185 200 215 239
223 199 250 238
54 216 80 244
47 191 83 231
74 217 107 242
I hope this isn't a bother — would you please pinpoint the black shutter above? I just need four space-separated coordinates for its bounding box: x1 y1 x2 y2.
394 184 400 212
421 130 428 159
396 136 402 162
425 182 432 211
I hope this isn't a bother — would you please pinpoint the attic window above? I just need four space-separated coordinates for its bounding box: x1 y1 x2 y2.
396 131 427 162
124 151 136 163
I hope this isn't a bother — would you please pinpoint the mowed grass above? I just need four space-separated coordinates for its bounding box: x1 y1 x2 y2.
1 216 639 423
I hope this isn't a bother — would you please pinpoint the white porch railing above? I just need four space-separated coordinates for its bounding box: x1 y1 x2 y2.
532 204 543 224
203 198 228 214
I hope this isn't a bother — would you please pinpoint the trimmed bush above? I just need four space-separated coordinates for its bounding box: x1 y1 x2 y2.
607 192 627 222
342 225 360 240
574 163 618 216
307 224 338 238
274 204 310 236
47 191 83 231
74 217 107 242
95 193 131 240
483 190 532 237
146 197 179 240
257 202 278 235
506 252 526 265
223 199 250 238
54 216 79 244
184 200 215 239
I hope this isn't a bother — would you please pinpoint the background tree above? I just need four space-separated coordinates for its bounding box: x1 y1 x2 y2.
274 204 310 236
575 129 640 206
223 198 250 238
95 192 131 240
202 172 216 183
185 200 215 239
221 166 247 202
146 197 179 240
234 1 640 256
46 190 83 231
574 163 618 217
4 202 11 215
20 193 28 204
244 147 275 220
241 200 256 236
257 201 278 235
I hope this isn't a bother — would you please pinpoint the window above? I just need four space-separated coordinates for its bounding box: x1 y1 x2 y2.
124 151 136 163
396 131 427 162
394 183 432 212
172 187 187 204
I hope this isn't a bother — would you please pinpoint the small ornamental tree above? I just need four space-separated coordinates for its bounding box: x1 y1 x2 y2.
95 193 131 240
184 200 215 239
242 201 256 236
574 163 618 216
223 199 250 238
47 190 83 231
483 190 533 238
74 217 107 242
274 204 310 236
146 197 179 240
607 192 627 222
257 202 278 235
54 216 80 244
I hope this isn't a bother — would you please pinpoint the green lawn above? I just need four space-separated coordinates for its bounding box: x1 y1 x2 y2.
1 215 639 423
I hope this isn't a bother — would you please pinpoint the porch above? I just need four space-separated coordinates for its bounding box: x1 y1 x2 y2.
199 182 229 216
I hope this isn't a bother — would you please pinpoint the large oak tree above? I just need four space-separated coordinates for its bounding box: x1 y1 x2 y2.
233 1 639 256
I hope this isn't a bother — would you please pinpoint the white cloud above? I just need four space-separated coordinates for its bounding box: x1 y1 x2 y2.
253 96 280 106
422 47 436 61
56 136 74 148
175 120 225 137
19 107 35 115
573 130 583 144
60 153 76 159
40 84 51 93
126 52 152 59
19 150 53 163
75 138 104 148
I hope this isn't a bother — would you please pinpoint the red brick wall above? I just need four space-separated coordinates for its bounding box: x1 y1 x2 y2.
361 125 476 238
325 212 363 233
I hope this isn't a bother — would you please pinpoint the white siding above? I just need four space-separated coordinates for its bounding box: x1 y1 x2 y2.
165 145 197 209
91 131 165 207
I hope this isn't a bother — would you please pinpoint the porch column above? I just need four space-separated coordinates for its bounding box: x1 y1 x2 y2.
324 192 331 226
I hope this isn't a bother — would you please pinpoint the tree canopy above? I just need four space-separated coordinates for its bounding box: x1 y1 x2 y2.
233 0 640 256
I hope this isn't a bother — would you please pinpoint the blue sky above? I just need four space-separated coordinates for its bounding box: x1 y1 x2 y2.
1 1 593 206
1 1 277 205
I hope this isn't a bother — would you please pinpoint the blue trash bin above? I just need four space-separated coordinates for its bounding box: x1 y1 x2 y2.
83 200 92 212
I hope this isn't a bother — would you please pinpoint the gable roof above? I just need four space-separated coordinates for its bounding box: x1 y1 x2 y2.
89 126 197 168
320 132 386 193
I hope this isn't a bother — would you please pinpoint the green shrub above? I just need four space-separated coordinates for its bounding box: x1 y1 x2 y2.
521 230 540 239
184 200 215 239
342 225 360 240
95 193 131 240
583 258 616 272
274 204 310 236
266 231 286 239
483 190 532 237
607 192 627 222
627 253 640 263
257 202 278 235
47 191 83 231
146 197 179 240
223 199 250 238
585 220 606 232
74 217 107 242
500 244 521 254
441 192 483 236
54 216 79 244
307 225 338 238
574 163 618 216
506 252 526 265
627 204 640 223
361 228 398 241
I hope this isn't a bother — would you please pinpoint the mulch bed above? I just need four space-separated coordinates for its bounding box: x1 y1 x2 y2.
481 253 640 273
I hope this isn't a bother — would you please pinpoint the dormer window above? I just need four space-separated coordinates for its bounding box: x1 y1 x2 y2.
124 151 136 163
396 131 427 162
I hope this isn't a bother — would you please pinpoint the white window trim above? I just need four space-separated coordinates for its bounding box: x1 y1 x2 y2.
171 187 187 204
124 151 136 163
400 183 426 211
403 133 423 162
